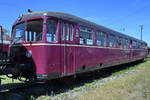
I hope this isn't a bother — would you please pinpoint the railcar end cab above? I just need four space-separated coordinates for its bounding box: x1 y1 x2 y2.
11 16 77 80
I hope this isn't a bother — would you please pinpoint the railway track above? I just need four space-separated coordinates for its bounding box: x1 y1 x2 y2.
0 60 146 99
0 71 107 96
0 82 38 94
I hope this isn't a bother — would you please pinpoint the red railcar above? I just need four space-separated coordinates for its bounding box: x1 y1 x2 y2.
9 12 147 81
148 48 150 57
0 26 10 63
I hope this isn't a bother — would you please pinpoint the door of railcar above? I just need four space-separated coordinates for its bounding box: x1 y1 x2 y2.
60 21 75 75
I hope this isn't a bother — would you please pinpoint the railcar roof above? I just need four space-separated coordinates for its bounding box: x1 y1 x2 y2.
15 11 146 44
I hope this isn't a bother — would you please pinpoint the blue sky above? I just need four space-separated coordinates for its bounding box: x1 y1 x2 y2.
0 0 150 46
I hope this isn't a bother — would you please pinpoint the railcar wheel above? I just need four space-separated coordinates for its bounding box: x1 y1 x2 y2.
18 72 28 82
18 76 29 82
18 72 36 82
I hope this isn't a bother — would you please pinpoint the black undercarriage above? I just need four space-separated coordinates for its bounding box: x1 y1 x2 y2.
0 46 36 82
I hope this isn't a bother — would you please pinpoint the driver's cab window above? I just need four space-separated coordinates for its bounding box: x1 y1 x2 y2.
25 19 43 42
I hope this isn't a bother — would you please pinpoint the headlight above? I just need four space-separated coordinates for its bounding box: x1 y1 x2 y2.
26 50 32 58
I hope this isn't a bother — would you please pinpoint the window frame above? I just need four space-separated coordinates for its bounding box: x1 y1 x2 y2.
61 21 75 42
117 37 123 48
24 18 44 43
96 31 106 47
46 18 58 43
108 34 115 47
61 22 70 41
79 25 94 45
70 24 74 41
13 22 26 43
132 40 137 49
123 38 129 49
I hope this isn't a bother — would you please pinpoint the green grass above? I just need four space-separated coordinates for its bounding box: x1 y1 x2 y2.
0 75 20 84
76 59 150 100
112 64 137 76
73 87 80 92
0 75 23 90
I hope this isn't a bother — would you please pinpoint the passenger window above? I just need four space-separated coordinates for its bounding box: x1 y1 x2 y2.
96 31 101 46
101 32 106 46
61 22 69 40
130 40 132 48
86 28 93 45
61 22 64 40
80 26 93 45
70 24 74 41
29 31 32 41
117 37 123 48
96 31 106 46
133 41 137 49
137 42 140 49
108 35 115 47
124 39 129 49
65 23 69 40
46 20 57 42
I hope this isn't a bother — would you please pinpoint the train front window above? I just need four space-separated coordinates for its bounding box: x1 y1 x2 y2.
13 23 25 43
25 19 43 42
